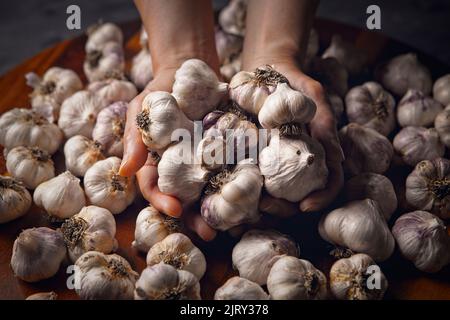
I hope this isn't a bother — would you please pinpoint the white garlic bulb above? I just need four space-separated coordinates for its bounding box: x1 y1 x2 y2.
61 205 117 262
218 0 247 36
136 91 194 151
0 108 62 154
146 233 206 280
220 53 241 82
322 35 367 75
84 157 137 214
134 264 201 300
267 256 327 300
87 78 137 106
330 253 388 300
339 123 393 176
11 227 66 282
434 107 450 148
58 90 106 139
319 199 395 262
0 175 31 224
214 277 269 300
345 173 397 221
26 67 83 122
6 146 54 189
397 89 443 127
393 126 445 166
64 135 105 177
345 82 396 136
130 49 153 90
84 41 125 83
92 102 127 157
433 74 450 106
172 59 228 120
259 135 328 202
85 22 123 53
26 292 57 300
75 251 139 300
405 158 450 219
215 27 243 64
377 53 432 96
33 171 85 220
132 206 179 253
232 229 299 285
392 211 450 273
308 57 348 98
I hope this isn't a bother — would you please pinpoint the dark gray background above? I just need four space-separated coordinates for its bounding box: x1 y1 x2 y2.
1 0 450 74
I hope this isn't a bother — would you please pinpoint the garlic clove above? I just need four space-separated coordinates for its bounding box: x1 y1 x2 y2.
85 22 123 53
87 78 137 106
0 175 31 224
433 74 450 106
214 277 269 300
130 49 153 90
308 57 348 98
64 135 105 177
434 107 450 148
26 292 58 300
218 0 247 36
397 89 443 127
322 35 368 75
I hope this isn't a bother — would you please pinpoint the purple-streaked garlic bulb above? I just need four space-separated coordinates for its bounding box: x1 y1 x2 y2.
397 89 443 127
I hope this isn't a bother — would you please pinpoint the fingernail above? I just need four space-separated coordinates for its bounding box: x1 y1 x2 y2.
118 159 128 176
300 203 314 212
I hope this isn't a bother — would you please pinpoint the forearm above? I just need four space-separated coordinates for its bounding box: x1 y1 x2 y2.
135 0 219 75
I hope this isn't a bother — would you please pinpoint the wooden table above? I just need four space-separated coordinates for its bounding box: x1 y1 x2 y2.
0 19 449 300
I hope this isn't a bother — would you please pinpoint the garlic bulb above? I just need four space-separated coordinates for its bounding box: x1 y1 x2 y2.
215 27 243 64
397 89 443 127
393 126 445 167
146 233 206 280
136 91 194 151
132 206 179 253
214 277 269 300
0 108 62 154
87 78 137 106
322 35 367 75
61 205 117 262
345 173 397 221
84 41 125 83
58 90 106 139
0 175 31 224
26 292 57 300
92 102 127 157
201 159 263 231
267 256 327 300
434 107 450 148
85 22 123 53
345 82 396 136
339 123 393 176
392 211 450 273
158 141 209 205
220 54 241 82
64 135 105 177
6 146 55 189
308 57 348 98
130 49 153 90
218 0 247 36
33 171 86 220
258 83 317 130
259 135 328 202
330 254 388 300
134 264 201 300
75 251 139 300
319 199 395 262
433 74 450 106
377 53 432 96
172 59 228 120
11 227 66 282
84 157 137 214
232 229 299 285
405 158 450 219
26 67 83 122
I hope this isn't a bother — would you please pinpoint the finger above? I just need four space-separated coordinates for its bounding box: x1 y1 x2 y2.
184 210 217 241
259 194 299 218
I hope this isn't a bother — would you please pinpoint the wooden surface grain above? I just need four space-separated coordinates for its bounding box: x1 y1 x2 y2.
0 19 449 300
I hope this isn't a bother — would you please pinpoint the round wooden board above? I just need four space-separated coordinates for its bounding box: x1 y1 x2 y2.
0 19 449 300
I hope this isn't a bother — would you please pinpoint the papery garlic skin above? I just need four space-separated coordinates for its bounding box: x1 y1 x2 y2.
216 27 243 64
345 82 396 136
33 171 86 220
434 107 450 148
61 205 117 262
218 0 247 36
0 108 63 154
64 135 105 177
214 277 269 300
172 59 228 120
85 22 123 53
339 123 393 176
26 292 57 300
146 233 206 280
319 199 395 262
433 74 450 106
92 102 127 157
397 89 443 127
84 157 136 214
308 57 348 98
377 53 432 96
6 146 55 189
259 135 328 202
0 175 31 224
393 126 445 166
267 256 327 300
322 35 367 75
392 211 450 273
87 78 137 106
130 49 153 90
75 251 139 300
330 254 388 300
232 229 299 285
405 158 450 219
134 264 201 300
132 206 179 253
84 41 125 83
11 227 66 282
58 91 106 139
345 173 397 221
